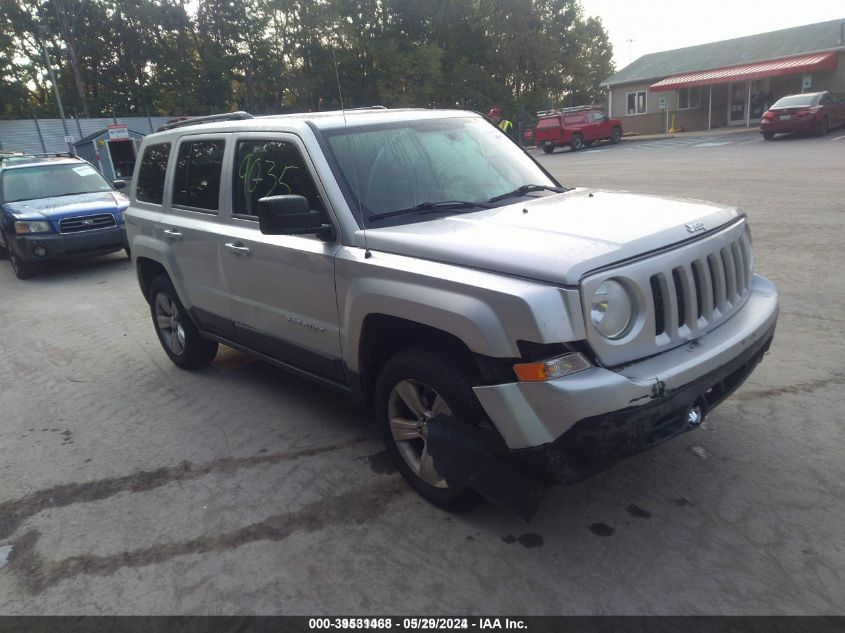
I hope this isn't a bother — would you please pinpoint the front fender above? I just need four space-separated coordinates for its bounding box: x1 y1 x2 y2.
335 247 586 372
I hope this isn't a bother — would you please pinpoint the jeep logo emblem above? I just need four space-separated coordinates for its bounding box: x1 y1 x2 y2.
685 222 706 233
82 219 94 225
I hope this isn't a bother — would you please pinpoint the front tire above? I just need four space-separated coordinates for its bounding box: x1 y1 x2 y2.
570 134 584 151
817 117 829 136
149 275 218 369
375 348 485 511
8 246 37 279
762 131 775 140
542 144 554 154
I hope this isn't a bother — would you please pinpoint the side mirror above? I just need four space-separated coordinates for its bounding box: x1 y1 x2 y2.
112 179 128 190
257 195 334 238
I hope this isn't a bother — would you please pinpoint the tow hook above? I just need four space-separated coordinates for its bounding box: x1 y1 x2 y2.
687 405 704 427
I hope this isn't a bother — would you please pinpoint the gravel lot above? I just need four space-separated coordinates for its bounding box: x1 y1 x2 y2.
0 129 843 614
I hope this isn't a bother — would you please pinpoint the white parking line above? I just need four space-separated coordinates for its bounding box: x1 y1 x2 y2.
831 134 845 142
738 138 763 145
694 141 733 147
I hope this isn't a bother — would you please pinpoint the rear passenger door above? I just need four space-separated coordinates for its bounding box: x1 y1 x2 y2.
159 136 230 318
218 134 344 383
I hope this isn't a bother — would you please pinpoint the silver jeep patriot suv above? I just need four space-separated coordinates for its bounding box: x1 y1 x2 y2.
125 108 778 510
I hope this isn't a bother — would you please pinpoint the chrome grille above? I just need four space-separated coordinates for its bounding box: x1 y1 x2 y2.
59 213 116 233
648 231 752 342
581 219 755 367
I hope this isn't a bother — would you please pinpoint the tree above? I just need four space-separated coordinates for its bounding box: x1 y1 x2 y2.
0 0 615 121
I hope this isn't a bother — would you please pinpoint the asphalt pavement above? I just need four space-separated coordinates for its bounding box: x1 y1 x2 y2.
0 128 843 614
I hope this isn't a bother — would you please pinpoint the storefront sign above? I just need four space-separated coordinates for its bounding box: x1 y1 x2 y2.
107 124 129 140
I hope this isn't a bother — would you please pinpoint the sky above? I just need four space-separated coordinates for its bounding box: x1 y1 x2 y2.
578 0 845 71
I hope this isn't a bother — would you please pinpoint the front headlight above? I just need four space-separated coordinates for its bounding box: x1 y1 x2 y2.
14 221 52 234
590 279 634 339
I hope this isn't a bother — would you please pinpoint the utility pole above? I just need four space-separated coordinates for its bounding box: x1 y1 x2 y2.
37 25 74 155
626 39 635 65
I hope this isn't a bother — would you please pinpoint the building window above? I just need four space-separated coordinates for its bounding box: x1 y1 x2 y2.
626 91 647 115
678 87 701 110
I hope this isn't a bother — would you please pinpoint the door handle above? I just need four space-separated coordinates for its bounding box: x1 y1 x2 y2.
163 229 183 240
224 242 251 255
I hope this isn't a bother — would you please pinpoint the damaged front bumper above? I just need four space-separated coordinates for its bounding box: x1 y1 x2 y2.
472 274 778 480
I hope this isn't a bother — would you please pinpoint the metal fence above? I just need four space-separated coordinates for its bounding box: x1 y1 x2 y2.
0 115 173 154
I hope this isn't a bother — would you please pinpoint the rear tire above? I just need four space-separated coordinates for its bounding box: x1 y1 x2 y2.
149 275 218 369
375 348 486 512
762 132 775 140
542 144 554 154
610 127 622 144
570 134 584 151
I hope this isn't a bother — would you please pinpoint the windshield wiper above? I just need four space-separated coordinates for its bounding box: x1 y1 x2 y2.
369 200 492 222
487 184 569 203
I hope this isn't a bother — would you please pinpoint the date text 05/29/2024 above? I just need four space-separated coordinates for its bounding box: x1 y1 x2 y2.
307 618 527 630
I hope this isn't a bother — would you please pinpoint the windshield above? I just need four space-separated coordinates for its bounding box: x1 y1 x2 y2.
1 163 113 203
771 94 819 109
323 117 558 225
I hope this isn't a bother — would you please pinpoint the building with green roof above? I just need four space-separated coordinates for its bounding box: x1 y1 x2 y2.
600 19 845 134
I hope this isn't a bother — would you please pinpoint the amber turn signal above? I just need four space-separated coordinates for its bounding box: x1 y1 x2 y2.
513 352 592 382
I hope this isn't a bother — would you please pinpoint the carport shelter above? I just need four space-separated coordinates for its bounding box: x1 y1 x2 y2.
601 18 845 134
73 125 145 182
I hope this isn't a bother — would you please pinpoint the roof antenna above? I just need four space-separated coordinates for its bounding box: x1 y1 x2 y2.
332 48 371 259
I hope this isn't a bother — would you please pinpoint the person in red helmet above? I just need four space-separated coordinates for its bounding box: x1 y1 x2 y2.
488 107 514 139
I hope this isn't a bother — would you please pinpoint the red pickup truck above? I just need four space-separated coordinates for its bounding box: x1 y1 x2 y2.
534 107 623 153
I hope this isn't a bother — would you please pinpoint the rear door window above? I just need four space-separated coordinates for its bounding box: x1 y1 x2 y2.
233 139 324 219
136 143 171 204
172 139 226 212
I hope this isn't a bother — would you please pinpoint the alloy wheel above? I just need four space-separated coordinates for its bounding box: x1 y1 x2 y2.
154 292 186 356
387 379 453 488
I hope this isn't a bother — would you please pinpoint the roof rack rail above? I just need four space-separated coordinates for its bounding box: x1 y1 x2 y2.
32 152 76 158
158 111 254 131
0 151 30 158
536 104 601 117
349 105 387 110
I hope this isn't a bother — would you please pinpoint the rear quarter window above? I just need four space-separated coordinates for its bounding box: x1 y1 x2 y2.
136 143 171 204
172 140 226 212
563 114 586 125
536 118 559 129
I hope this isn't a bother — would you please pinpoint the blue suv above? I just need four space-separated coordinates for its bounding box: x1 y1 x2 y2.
0 152 129 278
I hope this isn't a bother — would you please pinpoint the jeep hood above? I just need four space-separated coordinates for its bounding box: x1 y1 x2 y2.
3 191 128 220
363 188 742 285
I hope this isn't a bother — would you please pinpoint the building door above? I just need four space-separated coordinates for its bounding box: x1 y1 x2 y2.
749 78 771 123
728 81 748 125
